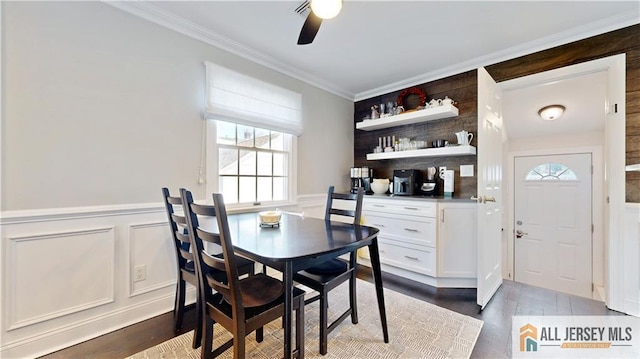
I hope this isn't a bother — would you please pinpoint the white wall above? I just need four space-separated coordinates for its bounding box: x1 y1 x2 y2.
0 2 350 357
1 1 353 211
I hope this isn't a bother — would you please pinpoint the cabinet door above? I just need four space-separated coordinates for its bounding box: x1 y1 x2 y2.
438 203 477 278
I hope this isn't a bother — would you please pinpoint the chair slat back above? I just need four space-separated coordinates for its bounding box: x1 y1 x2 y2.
325 186 364 225
162 188 194 269
181 189 242 313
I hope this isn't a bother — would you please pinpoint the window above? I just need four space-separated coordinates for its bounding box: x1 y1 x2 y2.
215 120 291 205
203 62 301 207
525 162 578 181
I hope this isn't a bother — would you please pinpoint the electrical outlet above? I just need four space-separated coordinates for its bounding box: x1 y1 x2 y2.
134 264 146 282
439 167 447 179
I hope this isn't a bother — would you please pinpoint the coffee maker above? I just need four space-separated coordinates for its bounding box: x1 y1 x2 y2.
420 167 438 196
350 167 361 194
393 169 421 196
350 167 373 194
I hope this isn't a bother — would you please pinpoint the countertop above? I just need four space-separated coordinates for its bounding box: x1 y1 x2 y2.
364 194 477 203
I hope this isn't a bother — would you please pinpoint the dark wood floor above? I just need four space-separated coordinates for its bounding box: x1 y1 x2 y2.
40 268 621 359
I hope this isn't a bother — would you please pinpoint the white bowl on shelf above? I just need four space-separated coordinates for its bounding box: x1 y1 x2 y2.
370 179 390 194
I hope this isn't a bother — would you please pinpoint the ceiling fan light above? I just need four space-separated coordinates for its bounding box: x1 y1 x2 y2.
538 104 565 121
310 0 342 19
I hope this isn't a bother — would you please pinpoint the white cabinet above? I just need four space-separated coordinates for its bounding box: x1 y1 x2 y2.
361 197 477 288
437 202 477 278
362 197 437 276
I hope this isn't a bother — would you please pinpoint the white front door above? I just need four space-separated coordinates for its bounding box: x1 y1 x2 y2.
514 153 592 298
476 67 503 309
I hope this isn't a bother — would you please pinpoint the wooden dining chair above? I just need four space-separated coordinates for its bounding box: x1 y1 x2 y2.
181 189 306 359
293 186 364 355
162 188 256 350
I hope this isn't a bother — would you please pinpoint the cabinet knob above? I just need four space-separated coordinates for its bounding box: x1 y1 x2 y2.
403 228 419 232
404 255 419 261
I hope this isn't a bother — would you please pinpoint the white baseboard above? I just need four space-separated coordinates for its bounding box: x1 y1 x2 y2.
1 293 175 359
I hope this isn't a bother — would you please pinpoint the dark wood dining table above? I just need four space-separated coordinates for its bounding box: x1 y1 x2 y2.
225 212 389 359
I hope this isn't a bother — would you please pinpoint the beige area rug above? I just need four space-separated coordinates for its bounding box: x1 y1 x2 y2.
128 280 483 359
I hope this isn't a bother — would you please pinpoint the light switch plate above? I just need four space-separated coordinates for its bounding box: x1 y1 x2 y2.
460 165 474 177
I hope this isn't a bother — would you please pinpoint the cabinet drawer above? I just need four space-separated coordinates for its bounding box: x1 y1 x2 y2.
364 214 436 247
377 241 436 276
363 200 436 217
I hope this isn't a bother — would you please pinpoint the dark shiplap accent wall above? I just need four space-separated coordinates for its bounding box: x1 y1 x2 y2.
354 24 640 202
354 71 478 199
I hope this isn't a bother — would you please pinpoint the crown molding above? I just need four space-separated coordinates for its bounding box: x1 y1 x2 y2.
354 12 639 101
103 1 636 103
103 1 354 100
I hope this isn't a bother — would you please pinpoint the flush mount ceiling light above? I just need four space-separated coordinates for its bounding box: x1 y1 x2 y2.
538 104 566 121
310 0 342 19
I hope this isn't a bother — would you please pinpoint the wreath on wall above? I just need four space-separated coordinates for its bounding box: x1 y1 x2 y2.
396 87 427 110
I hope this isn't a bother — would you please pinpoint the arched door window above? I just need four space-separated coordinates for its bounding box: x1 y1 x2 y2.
524 162 578 181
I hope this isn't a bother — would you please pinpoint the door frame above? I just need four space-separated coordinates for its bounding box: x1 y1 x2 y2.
498 54 627 312
509 148 603 300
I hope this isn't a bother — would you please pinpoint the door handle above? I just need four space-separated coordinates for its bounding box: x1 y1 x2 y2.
515 229 528 238
471 196 484 203
483 196 496 202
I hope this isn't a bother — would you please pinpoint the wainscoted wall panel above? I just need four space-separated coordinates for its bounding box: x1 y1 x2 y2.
1 207 174 359
0 196 323 358
7 227 115 331
129 222 177 297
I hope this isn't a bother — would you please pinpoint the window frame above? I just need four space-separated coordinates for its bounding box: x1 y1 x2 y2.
205 119 297 210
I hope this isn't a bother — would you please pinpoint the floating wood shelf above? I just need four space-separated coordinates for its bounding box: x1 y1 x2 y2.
356 104 459 131
366 145 476 160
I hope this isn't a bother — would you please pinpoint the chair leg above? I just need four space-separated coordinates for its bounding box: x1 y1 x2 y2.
256 327 264 342
201 317 214 359
296 297 305 359
192 295 202 349
349 273 359 324
319 289 329 355
233 333 246 359
174 277 186 331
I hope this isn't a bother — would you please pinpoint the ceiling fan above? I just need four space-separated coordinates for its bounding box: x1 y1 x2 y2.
297 0 343 45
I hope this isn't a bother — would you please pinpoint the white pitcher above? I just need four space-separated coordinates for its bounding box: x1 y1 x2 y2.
455 130 473 145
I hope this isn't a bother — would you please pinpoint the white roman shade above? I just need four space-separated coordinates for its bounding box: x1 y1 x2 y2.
205 62 303 136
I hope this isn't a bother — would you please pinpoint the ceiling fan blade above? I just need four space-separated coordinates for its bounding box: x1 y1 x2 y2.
297 11 322 45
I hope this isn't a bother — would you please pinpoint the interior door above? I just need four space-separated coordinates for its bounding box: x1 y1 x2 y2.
514 154 592 298
476 67 503 309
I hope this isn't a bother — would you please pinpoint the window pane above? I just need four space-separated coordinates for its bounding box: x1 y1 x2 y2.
239 177 256 203
239 150 256 175
273 153 286 176
219 148 237 175
273 177 286 201
237 125 254 147
525 162 578 181
271 131 284 151
255 128 270 149
257 152 272 176
216 121 236 145
257 177 272 202
219 176 238 204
